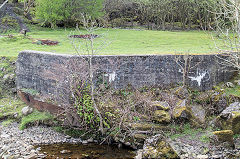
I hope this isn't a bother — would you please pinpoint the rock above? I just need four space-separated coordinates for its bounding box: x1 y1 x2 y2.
2 155 10 159
215 102 240 134
87 138 94 143
195 91 212 104
1 133 10 138
234 80 240 86
212 130 234 143
197 155 208 159
60 150 72 154
226 82 235 88
174 86 189 99
153 110 171 123
65 135 71 139
190 104 206 125
141 135 179 159
151 101 170 110
21 106 33 116
13 113 18 118
135 150 143 159
133 134 148 140
173 100 206 126
26 145 34 151
82 140 88 144
3 74 9 80
172 99 191 120
211 92 228 114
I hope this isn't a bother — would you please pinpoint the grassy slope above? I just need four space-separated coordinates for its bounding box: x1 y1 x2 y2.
0 26 220 57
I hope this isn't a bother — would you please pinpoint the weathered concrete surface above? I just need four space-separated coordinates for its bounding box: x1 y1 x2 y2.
16 51 236 105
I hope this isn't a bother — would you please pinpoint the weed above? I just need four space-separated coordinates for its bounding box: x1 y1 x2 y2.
0 98 26 119
19 110 53 130
167 123 205 140
225 85 240 98
1 119 14 127
234 134 240 139
74 85 95 125
133 116 140 121
200 134 211 143
53 126 94 139
21 88 40 96
53 126 64 133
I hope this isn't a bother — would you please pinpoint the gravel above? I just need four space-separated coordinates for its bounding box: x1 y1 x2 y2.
0 122 82 158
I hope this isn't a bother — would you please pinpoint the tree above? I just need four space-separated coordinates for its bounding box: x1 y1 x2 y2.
35 0 71 28
70 0 104 23
69 14 110 134
211 0 240 71
23 0 34 18
35 0 104 28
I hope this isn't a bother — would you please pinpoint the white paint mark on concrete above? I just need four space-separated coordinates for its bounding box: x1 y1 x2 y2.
105 72 116 83
188 69 209 86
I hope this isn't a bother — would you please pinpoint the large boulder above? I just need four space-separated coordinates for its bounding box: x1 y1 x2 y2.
212 130 234 147
172 100 206 126
139 134 179 159
211 92 228 114
190 104 206 125
215 102 240 134
172 99 191 120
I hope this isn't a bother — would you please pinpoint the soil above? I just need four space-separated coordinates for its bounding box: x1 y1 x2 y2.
69 34 99 39
36 39 59 46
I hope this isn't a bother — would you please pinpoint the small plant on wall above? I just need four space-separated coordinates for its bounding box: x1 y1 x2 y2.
73 81 97 128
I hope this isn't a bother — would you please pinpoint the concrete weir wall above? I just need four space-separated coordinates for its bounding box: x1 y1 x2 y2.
16 51 235 106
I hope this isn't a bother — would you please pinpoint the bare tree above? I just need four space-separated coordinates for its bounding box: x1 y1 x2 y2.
211 0 240 71
23 0 34 18
0 0 8 10
69 14 111 134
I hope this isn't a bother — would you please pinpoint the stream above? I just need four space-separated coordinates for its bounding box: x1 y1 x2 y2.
36 143 136 159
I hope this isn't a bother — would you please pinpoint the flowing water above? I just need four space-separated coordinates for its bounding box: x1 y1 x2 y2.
36 143 136 159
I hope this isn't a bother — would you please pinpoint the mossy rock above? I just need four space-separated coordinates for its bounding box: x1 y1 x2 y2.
133 134 148 140
142 135 179 159
151 101 170 111
174 86 189 99
173 100 206 127
215 102 240 134
153 110 171 123
172 100 191 120
190 104 206 125
194 91 212 104
213 130 234 143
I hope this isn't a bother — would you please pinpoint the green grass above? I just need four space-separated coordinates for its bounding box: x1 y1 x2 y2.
0 26 221 57
1 119 14 127
20 110 53 130
0 97 26 119
225 85 240 98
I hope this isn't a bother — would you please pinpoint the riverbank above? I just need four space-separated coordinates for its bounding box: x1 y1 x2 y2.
0 122 83 158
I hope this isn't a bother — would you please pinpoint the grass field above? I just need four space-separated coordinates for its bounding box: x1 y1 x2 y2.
0 26 221 57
